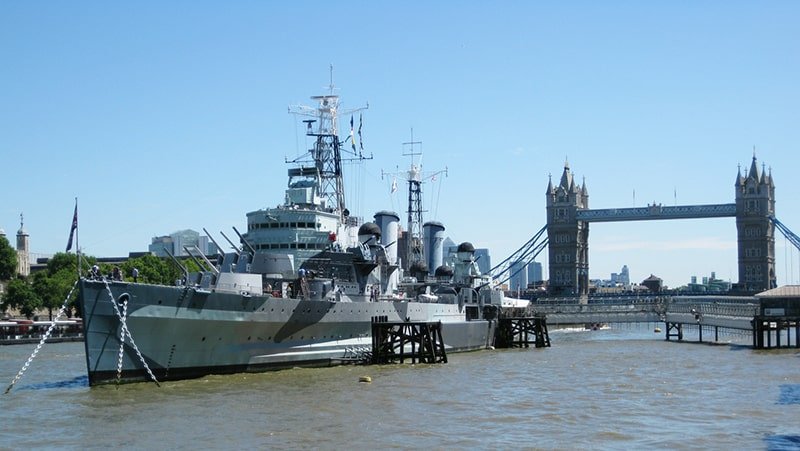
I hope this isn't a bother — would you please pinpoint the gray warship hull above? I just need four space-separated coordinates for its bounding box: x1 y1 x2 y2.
80 279 496 386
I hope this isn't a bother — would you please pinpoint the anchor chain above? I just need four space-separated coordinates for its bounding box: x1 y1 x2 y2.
5 280 79 394
115 297 128 387
101 281 161 387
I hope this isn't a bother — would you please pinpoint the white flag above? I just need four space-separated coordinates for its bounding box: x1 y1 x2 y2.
391 177 397 193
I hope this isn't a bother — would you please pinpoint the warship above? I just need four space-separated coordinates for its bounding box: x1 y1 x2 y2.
78 83 524 386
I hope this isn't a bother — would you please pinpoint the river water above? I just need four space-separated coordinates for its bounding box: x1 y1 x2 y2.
1 325 798 450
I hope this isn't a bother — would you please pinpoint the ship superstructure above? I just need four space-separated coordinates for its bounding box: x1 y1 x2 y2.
243 82 368 268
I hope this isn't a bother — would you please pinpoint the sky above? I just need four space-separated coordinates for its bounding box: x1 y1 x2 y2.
1 1 799 288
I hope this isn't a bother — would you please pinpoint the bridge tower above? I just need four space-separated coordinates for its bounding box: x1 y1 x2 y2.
735 154 776 292
545 161 589 296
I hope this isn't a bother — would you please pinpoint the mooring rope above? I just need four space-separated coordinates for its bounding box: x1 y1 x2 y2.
4 280 79 394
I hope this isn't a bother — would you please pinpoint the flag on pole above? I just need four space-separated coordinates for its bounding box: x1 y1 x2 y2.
66 201 78 252
391 177 397 193
358 114 363 152
350 115 356 151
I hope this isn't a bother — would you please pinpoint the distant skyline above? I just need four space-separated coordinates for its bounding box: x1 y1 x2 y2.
2 2 799 288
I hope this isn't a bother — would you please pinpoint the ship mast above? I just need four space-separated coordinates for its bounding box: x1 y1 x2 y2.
383 129 447 270
288 67 369 223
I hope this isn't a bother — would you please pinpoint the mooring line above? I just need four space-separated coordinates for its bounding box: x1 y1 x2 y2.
100 281 161 387
5 280 79 395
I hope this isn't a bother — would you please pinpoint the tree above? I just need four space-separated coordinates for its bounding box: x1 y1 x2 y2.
44 252 89 317
0 236 17 280
120 254 182 285
32 267 79 320
2 278 42 319
32 271 59 320
46 252 79 276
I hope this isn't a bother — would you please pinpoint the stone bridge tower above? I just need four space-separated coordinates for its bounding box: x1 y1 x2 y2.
546 161 589 296
735 155 776 292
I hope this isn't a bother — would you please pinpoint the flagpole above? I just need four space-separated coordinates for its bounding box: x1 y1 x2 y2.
75 197 80 279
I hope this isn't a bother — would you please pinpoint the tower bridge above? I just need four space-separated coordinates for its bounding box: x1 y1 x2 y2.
545 154 778 296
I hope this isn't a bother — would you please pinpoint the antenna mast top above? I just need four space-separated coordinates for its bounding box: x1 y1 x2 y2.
287 70 369 221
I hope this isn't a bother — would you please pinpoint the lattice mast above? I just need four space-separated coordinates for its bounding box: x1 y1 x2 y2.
383 129 447 269
288 66 369 223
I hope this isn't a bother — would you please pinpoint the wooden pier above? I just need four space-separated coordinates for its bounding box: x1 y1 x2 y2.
370 316 447 364
494 315 550 349
752 317 800 349
665 322 683 341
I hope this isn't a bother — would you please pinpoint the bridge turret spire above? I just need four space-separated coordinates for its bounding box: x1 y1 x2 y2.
559 160 574 192
735 164 744 187
546 173 554 194
748 153 761 182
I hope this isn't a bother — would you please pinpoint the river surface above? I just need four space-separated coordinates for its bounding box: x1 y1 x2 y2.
1 325 798 450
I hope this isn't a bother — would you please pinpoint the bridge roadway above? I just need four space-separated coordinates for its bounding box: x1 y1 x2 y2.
575 203 737 222
528 295 759 330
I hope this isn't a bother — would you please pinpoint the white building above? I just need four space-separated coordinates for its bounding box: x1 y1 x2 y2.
148 229 217 257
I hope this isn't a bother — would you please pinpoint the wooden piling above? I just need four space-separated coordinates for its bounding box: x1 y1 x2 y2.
495 316 550 349
752 316 800 349
665 322 683 341
370 316 447 365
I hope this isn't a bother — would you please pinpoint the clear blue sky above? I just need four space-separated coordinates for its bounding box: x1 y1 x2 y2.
2 2 799 288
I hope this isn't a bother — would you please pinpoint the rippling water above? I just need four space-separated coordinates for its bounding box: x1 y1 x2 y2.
1 326 798 449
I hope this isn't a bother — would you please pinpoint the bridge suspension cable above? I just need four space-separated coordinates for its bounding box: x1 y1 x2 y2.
770 216 800 252
489 224 549 286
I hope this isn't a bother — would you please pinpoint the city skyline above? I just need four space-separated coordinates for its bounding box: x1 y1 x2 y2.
2 2 799 288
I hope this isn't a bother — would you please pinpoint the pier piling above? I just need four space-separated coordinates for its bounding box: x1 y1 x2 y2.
370 316 447 364
495 315 550 349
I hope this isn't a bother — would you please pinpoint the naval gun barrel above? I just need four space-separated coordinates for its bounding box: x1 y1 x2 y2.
232 226 257 256
203 227 226 260
184 245 220 276
163 247 189 285
219 231 241 255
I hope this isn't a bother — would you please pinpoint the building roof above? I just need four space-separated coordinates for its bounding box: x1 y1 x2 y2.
756 285 800 298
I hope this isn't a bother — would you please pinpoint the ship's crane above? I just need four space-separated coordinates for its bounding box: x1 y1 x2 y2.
382 129 447 271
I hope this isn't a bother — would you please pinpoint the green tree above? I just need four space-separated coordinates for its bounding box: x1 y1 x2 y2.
46 252 82 276
46 252 90 317
32 271 59 320
0 236 17 280
2 278 42 319
32 263 80 320
120 254 182 285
